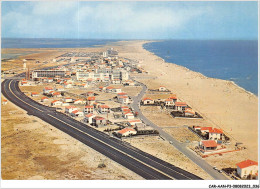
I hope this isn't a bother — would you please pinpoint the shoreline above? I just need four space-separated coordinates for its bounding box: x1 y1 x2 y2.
117 40 258 160
142 41 258 97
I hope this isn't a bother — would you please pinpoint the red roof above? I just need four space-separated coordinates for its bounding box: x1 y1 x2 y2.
165 99 172 102
85 113 94 118
65 106 76 109
44 87 53 90
106 86 114 89
53 92 60 95
41 97 48 99
117 92 127 96
3 99 7 102
87 97 95 101
31 92 38 95
236 160 258 169
209 128 223 134
169 96 177 100
143 97 153 101
72 110 79 114
51 100 60 103
200 127 212 131
175 102 187 106
85 105 94 109
93 116 105 121
99 105 110 109
119 96 128 99
118 128 136 134
201 140 217 148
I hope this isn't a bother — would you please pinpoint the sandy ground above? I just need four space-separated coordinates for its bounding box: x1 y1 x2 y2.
115 41 258 162
1 95 143 180
125 136 212 180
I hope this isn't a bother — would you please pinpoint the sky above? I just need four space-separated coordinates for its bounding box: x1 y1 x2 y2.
1 1 258 40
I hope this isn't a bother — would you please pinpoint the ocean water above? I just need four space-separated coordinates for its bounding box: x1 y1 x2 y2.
1 38 118 49
143 40 258 95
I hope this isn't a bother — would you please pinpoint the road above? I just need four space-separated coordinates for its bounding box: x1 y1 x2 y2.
2 78 203 180
130 79 228 180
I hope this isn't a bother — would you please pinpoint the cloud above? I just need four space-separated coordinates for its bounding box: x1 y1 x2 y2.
2 1 212 38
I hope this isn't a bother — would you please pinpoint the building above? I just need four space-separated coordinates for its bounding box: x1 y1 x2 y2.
123 112 135 119
84 105 94 114
31 92 39 97
127 119 142 127
84 113 95 124
71 110 84 117
118 96 130 104
117 128 137 137
236 160 258 179
184 108 196 117
98 105 110 114
43 87 54 94
64 97 74 103
209 128 223 140
159 86 168 92
92 116 107 127
142 97 154 105
41 97 49 102
86 96 96 105
51 100 63 106
174 102 187 111
165 99 175 106
2 99 7 105
32 70 66 80
65 106 77 114
199 140 218 152
74 99 84 104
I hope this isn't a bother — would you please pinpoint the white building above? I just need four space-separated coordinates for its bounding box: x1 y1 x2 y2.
236 160 258 179
117 128 137 137
65 106 77 114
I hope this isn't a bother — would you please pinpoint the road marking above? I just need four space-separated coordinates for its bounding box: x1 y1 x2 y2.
8 80 44 112
47 113 176 180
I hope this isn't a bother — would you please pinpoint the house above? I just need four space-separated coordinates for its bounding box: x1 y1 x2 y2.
71 110 84 117
105 86 114 93
64 97 74 103
64 83 73 88
142 97 154 105
86 96 96 105
55 86 65 92
98 105 110 114
199 140 218 152
209 128 223 140
123 112 135 119
86 91 95 96
112 79 121 84
165 99 175 106
84 113 95 124
117 128 137 137
99 86 104 91
92 116 107 127
52 92 62 98
184 108 196 117
169 96 177 103
112 88 122 93
2 99 7 105
174 102 187 111
41 97 49 102
51 100 63 106
43 87 54 94
84 105 94 114
127 119 142 127
65 106 77 114
118 95 130 104
21 80 29 86
62 103 70 106
159 86 168 92
117 92 127 97
236 160 258 179
47 78 53 83
74 99 84 104
31 92 39 97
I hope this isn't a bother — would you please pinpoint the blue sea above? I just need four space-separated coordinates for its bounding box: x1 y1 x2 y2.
1 38 118 48
143 40 258 95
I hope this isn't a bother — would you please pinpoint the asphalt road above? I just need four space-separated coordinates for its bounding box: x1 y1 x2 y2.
130 79 228 180
2 79 203 180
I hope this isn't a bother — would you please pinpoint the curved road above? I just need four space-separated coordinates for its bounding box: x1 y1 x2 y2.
2 79 202 180
130 79 228 180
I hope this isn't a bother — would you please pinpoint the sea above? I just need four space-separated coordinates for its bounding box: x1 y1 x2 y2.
143 40 258 95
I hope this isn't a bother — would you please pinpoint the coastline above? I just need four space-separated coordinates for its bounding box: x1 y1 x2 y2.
116 40 258 160
143 40 258 96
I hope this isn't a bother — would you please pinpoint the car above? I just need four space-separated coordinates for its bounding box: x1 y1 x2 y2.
213 166 218 170
218 170 223 173
169 141 173 144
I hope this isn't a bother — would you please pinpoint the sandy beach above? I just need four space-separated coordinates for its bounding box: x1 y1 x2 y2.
115 40 258 161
